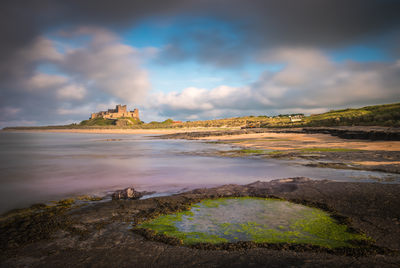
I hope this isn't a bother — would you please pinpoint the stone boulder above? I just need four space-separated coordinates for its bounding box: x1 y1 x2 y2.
112 187 144 200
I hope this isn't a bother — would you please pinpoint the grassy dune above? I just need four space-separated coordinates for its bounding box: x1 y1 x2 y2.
3 102 399 130
302 102 400 127
159 102 400 128
147 102 400 128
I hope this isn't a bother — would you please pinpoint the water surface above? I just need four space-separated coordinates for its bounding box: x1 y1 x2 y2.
0 132 398 213
140 197 367 247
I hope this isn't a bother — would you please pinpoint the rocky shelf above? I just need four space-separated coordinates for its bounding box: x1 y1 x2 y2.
1 178 400 267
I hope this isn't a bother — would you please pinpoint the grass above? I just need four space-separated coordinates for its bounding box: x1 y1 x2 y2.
298 148 361 152
79 118 116 126
79 117 142 127
230 139 291 143
137 197 369 248
218 149 267 157
302 102 400 127
267 150 285 155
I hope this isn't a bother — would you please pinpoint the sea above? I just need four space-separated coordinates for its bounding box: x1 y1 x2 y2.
0 131 398 213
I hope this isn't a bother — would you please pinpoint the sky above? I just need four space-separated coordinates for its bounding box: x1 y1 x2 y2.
0 0 400 127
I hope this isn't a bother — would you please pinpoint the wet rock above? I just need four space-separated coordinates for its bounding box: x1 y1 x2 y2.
112 187 154 200
3 179 400 267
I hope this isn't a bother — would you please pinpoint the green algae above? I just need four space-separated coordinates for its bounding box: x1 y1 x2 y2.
54 198 75 207
139 210 227 244
137 197 369 248
237 149 266 154
76 195 103 201
0 199 77 250
201 198 229 208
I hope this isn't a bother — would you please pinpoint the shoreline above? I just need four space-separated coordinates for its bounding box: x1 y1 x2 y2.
159 128 400 175
4 125 400 140
0 127 238 135
159 126 400 141
1 178 400 267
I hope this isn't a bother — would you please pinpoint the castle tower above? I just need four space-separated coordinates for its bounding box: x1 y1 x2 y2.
116 104 127 114
132 108 139 119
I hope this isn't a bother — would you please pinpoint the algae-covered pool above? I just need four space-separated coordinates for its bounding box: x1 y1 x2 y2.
138 197 368 248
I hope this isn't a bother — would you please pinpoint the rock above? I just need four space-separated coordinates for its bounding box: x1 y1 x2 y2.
112 187 143 200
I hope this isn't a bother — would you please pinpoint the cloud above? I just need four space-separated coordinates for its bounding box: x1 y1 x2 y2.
157 26 247 67
0 37 63 86
0 107 21 119
1 1 400 70
146 48 400 120
0 27 151 128
27 73 68 90
56 84 87 100
155 1 400 67
1 1 400 126
252 48 398 108
59 27 150 102
57 105 93 116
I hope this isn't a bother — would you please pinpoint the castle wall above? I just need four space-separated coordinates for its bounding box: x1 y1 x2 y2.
90 105 139 120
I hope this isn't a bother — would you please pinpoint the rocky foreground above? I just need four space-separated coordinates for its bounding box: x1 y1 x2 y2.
1 178 400 267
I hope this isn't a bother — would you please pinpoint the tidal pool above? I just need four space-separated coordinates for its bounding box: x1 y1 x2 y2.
139 197 368 248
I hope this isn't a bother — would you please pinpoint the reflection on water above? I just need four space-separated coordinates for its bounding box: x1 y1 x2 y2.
176 198 318 242
0 132 398 213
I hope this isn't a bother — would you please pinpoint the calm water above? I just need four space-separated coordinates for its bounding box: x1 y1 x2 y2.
0 132 398 213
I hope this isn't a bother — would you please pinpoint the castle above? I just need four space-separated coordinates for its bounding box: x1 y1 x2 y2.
90 105 139 120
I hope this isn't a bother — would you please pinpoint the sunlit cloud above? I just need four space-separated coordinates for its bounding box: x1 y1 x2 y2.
144 48 400 120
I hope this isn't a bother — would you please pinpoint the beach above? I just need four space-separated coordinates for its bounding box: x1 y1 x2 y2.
160 128 400 175
1 127 230 135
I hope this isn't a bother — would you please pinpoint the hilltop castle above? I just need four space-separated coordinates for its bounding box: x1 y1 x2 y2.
90 104 139 120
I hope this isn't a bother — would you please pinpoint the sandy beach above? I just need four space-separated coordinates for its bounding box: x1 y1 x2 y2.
1 127 237 135
198 132 400 151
